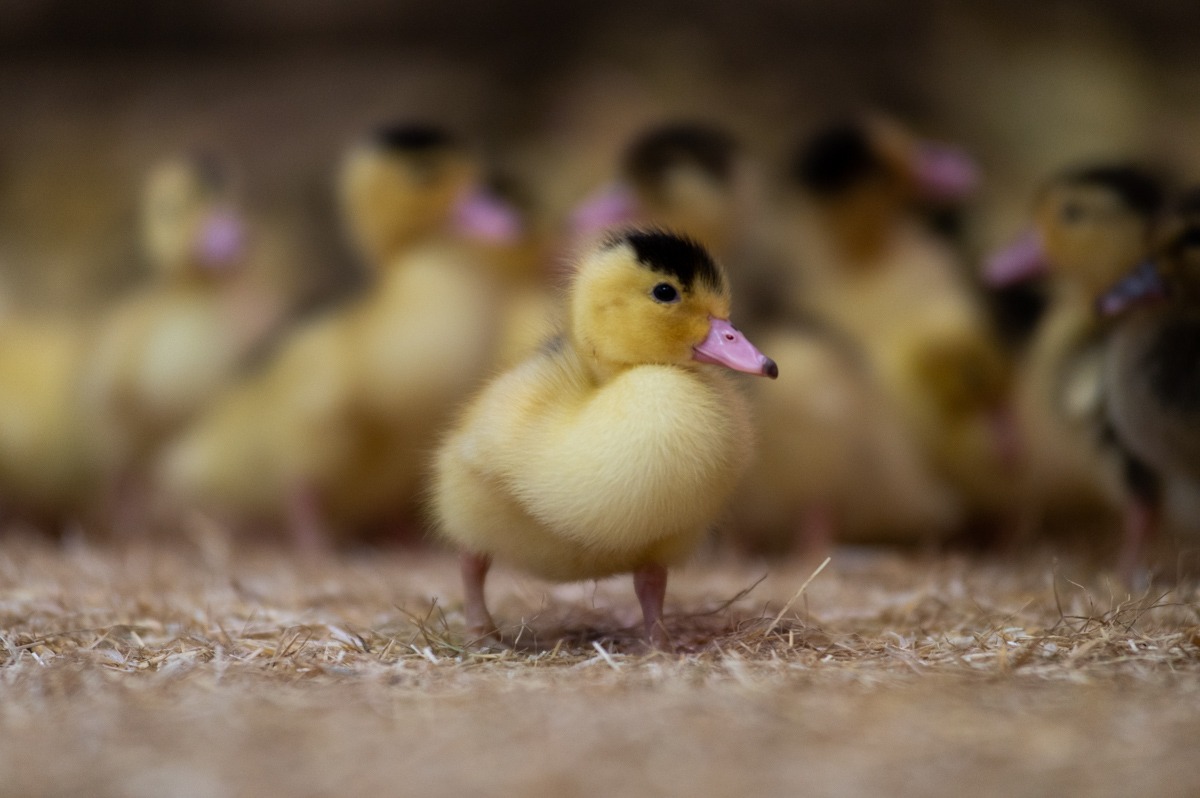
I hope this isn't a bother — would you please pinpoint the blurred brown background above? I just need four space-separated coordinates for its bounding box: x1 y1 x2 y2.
2 0 1199 312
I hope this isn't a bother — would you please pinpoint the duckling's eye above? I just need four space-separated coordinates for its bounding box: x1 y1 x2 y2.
652 283 680 303
1060 202 1085 225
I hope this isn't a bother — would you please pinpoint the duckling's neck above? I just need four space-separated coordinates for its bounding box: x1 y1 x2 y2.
166 268 233 292
570 338 626 384
817 202 901 268
562 333 691 386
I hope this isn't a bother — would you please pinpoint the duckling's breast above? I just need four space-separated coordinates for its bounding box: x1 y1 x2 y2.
522 365 750 547
438 360 753 581
1106 310 1200 482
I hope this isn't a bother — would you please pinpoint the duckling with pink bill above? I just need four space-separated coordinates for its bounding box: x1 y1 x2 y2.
1099 192 1200 581
432 229 776 649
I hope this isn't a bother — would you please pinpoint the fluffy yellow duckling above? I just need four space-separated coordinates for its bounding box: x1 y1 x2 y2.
1097 192 1200 578
0 314 92 527
432 230 777 648
983 165 1164 534
733 322 961 554
159 125 516 547
80 155 277 532
783 120 1014 535
476 174 562 370
569 123 747 256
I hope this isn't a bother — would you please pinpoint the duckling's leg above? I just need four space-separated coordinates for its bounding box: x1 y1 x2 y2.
286 485 333 557
1117 454 1162 587
633 563 670 650
797 503 836 560
460 551 498 638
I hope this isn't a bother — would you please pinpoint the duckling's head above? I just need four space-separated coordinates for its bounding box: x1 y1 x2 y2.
789 118 979 258
571 123 742 253
1098 189 1200 315
569 229 777 380
1157 189 1200 301
985 164 1162 298
140 154 246 281
339 123 523 267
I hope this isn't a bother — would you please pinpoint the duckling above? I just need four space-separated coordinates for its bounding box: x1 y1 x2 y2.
0 314 93 528
570 123 744 255
782 120 1014 537
159 125 516 547
983 165 1164 535
80 155 278 534
432 230 776 648
1098 192 1200 578
475 173 562 370
731 322 961 555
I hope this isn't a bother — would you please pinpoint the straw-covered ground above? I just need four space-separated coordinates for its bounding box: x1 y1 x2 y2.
1 530 1199 797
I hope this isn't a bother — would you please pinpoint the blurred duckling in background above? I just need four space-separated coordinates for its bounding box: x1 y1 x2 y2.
1098 192 1200 579
732 321 963 556
782 119 1015 539
81 155 280 534
0 311 92 531
570 123 747 256
160 125 519 549
983 165 1163 539
478 174 563 370
433 230 777 649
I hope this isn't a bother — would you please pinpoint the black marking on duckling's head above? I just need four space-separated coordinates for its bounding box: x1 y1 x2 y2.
790 122 887 198
1143 319 1200 413
370 123 458 154
605 229 725 293
1061 165 1164 218
1177 187 1200 216
623 123 738 192
1168 224 1200 257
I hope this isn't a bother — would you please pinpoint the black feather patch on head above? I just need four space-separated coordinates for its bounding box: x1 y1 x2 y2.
1176 187 1200 216
1170 224 1200 254
623 123 737 192
1062 165 1164 217
370 123 457 154
606 229 725 293
790 123 887 197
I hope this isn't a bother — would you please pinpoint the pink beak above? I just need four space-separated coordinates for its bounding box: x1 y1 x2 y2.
452 187 523 244
913 141 981 202
693 317 778 378
194 210 245 270
983 229 1047 287
570 183 640 238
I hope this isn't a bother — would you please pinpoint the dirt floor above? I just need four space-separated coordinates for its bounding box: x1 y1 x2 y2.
1 532 1199 798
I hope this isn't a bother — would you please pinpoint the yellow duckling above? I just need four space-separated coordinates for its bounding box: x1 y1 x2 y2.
983 165 1163 534
733 322 962 554
569 123 746 257
432 230 777 648
476 174 563 370
159 124 516 547
81 155 277 532
0 313 92 527
782 119 1014 534
1097 192 1200 578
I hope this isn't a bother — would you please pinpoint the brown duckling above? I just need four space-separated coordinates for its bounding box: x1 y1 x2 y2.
1098 190 1200 579
984 165 1164 539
